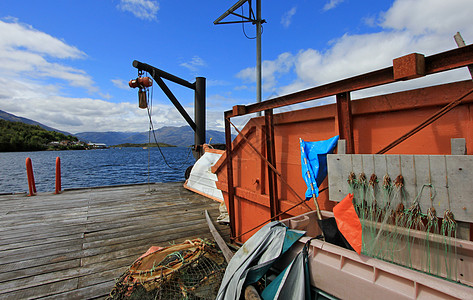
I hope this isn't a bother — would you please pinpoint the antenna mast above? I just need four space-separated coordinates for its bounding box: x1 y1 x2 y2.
214 0 265 116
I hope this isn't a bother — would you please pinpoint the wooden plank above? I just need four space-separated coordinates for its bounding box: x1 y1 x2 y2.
0 249 84 273
206 210 233 262
327 154 351 199
0 183 228 299
0 259 80 283
0 278 79 299
327 154 473 222
40 280 113 300
78 266 128 289
446 155 473 222
0 233 84 252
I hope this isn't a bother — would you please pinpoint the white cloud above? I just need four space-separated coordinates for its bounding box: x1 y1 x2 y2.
99 93 113 100
0 78 184 133
381 0 472 36
236 52 295 92
0 19 96 92
323 0 345 11
180 56 206 73
117 0 160 21
0 20 84 59
281 7 297 28
112 79 130 90
0 18 226 134
239 0 473 98
206 79 230 87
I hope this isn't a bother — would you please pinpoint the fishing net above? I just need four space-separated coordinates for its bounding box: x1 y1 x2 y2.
349 172 458 281
107 239 227 300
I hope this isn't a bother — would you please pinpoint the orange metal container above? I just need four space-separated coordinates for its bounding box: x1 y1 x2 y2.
212 46 473 243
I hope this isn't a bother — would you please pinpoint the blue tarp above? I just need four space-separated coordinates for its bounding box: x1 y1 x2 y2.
300 136 339 199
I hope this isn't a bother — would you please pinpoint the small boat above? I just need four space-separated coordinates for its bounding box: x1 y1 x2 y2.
184 144 224 203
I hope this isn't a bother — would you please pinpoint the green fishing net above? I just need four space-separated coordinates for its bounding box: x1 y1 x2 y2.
349 172 458 281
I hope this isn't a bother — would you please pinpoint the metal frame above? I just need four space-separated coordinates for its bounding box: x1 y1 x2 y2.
132 60 206 151
222 45 473 240
214 0 264 117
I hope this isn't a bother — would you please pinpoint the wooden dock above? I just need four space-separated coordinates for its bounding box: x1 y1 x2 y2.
0 182 230 299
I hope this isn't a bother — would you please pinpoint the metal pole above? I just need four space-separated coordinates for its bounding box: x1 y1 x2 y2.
195 77 206 148
256 0 262 117
225 113 236 241
265 109 278 220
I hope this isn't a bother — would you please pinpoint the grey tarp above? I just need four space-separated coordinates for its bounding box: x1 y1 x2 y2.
260 238 312 300
216 222 305 300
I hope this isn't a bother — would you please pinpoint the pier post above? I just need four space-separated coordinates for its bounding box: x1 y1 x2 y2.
195 77 206 151
55 157 61 194
25 157 36 196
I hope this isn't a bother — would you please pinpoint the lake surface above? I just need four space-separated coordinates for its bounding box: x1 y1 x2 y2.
0 147 195 194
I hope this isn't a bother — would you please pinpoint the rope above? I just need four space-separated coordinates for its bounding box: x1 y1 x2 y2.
234 187 329 240
377 87 473 154
145 71 194 171
227 118 311 210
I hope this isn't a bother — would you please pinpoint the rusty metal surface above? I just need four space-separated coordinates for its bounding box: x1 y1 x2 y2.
226 45 473 118
224 115 236 240
393 53 425 80
336 92 354 154
216 46 473 243
264 109 279 220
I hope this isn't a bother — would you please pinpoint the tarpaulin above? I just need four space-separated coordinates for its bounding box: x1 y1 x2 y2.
260 244 311 300
300 136 339 199
216 222 305 300
333 193 362 254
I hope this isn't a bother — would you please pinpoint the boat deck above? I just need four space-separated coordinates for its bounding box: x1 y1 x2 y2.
0 182 230 299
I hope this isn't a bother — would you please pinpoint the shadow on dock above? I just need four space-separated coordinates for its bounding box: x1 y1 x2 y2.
0 182 229 299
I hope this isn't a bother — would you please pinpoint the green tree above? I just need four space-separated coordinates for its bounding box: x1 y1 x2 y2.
0 120 82 152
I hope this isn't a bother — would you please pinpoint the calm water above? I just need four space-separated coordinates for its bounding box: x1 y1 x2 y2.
0 147 195 194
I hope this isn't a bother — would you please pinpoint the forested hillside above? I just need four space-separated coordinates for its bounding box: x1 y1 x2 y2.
0 120 83 152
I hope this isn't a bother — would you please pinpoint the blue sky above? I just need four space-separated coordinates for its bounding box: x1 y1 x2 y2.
0 0 472 134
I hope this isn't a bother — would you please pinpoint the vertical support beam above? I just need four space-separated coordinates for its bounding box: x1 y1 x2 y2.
336 92 354 154
260 126 266 195
225 115 236 240
256 0 262 117
265 109 279 220
195 77 206 154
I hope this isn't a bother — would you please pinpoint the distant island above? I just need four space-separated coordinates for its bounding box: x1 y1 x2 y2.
111 143 176 148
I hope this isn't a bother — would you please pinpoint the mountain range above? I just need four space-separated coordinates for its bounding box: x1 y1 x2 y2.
0 110 71 136
75 126 228 147
0 110 228 147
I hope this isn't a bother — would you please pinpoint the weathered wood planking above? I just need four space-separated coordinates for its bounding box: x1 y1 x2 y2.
327 154 473 223
0 182 229 299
